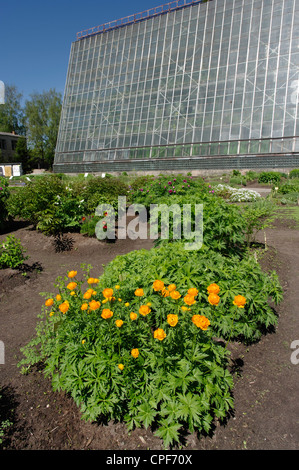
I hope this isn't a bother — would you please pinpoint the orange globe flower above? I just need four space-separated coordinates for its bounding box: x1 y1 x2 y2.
45 298 54 307
170 290 181 300
88 277 99 284
115 319 124 328
101 308 113 319
233 295 246 308
139 305 151 316
103 288 113 299
154 328 167 341
130 312 138 321
56 294 62 301
81 303 88 311
167 314 178 327
134 288 144 297
184 294 196 306
188 288 199 297
67 282 77 291
208 293 220 306
83 291 92 300
89 300 101 310
192 314 210 330
118 364 124 370
207 283 220 295
131 348 139 358
162 288 170 297
68 270 77 278
59 301 69 314
167 284 176 292
153 280 164 291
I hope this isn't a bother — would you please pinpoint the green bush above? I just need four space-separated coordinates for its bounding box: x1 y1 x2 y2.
258 171 282 184
0 177 10 231
0 235 28 269
19 240 282 447
289 169 299 179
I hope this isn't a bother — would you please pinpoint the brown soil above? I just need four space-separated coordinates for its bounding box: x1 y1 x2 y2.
0 215 299 451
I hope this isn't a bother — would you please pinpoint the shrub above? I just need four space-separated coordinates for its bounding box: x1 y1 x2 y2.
80 176 129 213
0 235 28 269
19 241 282 446
0 177 10 231
289 169 299 179
258 171 282 184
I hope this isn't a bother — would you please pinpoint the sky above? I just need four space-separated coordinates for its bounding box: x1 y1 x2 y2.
0 0 167 105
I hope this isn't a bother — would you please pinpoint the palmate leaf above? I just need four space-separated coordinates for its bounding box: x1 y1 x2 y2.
154 419 182 448
136 402 157 429
176 393 202 432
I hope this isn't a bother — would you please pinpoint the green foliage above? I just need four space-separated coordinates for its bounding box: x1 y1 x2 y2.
7 175 84 235
277 180 299 195
80 176 129 213
24 89 62 168
0 177 10 231
242 199 276 246
258 171 282 184
0 84 25 135
80 215 101 238
0 235 28 269
289 169 299 179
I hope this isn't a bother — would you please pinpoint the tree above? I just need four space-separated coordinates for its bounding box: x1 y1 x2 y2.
24 89 62 169
0 84 25 135
14 136 32 173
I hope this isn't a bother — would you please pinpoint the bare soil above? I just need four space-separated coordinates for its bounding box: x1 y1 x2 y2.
0 213 299 451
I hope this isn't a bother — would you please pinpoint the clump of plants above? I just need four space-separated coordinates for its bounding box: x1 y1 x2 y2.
19 238 282 447
0 235 28 269
0 177 10 232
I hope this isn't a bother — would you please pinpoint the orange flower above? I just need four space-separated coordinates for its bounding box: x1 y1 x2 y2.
56 294 61 301
130 312 138 321
103 288 113 299
139 305 151 316
67 282 77 291
167 314 178 327
153 280 164 291
162 288 170 297
154 328 166 341
207 283 220 295
208 293 220 306
233 295 246 308
118 364 124 370
88 277 99 284
184 294 196 306
101 308 113 319
45 298 54 307
170 290 181 300
89 300 101 310
115 319 124 328
188 287 199 297
68 270 77 278
167 284 176 292
134 288 144 297
83 291 92 300
59 301 69 314
131 348 139 358
192 314 210 330
81 303 88 311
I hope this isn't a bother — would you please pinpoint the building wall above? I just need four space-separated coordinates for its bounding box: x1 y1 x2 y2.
54 0 299 173
0 132 22 162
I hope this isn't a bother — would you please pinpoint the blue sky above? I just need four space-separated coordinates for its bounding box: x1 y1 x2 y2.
0 0 166 104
